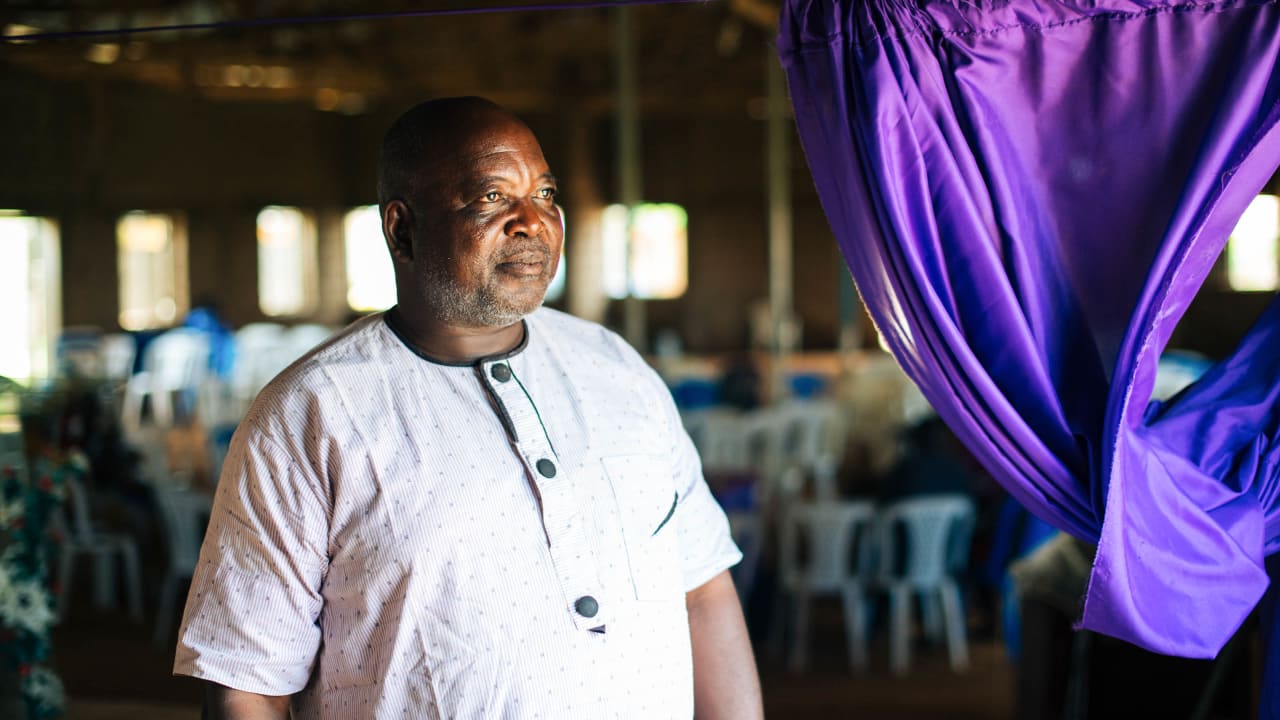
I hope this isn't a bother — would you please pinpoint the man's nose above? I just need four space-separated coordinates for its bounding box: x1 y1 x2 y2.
505 199 544 237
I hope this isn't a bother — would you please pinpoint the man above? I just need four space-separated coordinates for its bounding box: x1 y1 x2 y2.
174 97 763 719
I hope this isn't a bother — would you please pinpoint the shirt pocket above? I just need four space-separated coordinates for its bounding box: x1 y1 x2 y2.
602 454 683 602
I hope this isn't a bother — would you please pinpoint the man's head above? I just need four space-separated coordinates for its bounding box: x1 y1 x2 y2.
378 97 562 330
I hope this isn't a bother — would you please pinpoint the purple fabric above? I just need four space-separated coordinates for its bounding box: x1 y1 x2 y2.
778 0 1280 664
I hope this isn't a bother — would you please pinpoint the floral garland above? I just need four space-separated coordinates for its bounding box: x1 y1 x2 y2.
0 451 84 719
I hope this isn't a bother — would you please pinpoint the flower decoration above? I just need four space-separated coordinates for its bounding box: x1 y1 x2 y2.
0 450 82 719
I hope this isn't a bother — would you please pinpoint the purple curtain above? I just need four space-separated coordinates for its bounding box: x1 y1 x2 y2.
778 0 1280 668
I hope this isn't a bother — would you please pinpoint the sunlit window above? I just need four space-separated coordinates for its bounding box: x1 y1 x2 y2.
1227 194 1280 291
257 206 318 317
344 205 396 312
117 212 186 331
602 203 688 300
0 212 60 382
544 205 567 302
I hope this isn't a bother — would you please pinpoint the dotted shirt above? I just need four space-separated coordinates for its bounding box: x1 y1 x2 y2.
173 308 742 719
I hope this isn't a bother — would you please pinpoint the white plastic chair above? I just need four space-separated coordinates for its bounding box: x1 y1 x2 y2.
284 323 333 360
99 333 137 384
121 329 210 432
874 494 975 674
195 377 242 484
151 483 213 645
681 408 746 473
773 400 847 501
56 476 143 622
56 327 106 378
778 500 878 673
230 322 288 405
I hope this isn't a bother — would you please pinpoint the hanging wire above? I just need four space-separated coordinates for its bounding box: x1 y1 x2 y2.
1 0 715 43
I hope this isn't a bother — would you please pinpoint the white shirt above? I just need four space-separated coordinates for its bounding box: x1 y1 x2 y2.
173 308 741 719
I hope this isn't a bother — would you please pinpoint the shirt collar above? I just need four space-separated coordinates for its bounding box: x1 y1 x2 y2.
382 308 530 368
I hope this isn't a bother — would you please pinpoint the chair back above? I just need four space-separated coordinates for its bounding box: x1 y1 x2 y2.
57 327 105 378
284 324 333 359
773 400 847 500
781 500 877 592
152 484 211 574
682 409 747 473
62 475 98 546
100 333 138 383
231 322 288 401
876 494 975 587
144 328 210 393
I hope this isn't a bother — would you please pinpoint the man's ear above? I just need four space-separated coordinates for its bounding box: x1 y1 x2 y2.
383 200 415 263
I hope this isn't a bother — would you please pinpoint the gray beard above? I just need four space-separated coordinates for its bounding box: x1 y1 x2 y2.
423 267 538 328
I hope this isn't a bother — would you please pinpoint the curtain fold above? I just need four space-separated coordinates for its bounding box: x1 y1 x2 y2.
778 0 1280 660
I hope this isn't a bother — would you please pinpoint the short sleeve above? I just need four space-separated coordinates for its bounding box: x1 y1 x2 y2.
670 422 743 592
640 367 741 593
173 428 330 696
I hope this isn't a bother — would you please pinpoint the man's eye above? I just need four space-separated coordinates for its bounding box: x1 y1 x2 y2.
483 191 502 202
536 188 558 200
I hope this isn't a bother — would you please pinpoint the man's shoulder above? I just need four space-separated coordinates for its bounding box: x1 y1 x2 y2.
527 307 642 367
244 314 393 423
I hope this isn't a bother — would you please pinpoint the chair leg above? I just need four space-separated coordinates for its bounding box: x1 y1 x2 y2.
153 390 173 427
889 586 912 675
840 586 868 673
939 581 970 671
921 590 944 643
56 547 75 620
789 586 811 673
92 552 115 611
119 542 144 623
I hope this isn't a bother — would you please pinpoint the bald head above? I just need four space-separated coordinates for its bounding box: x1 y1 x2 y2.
377 96 529 211
377 96 562 338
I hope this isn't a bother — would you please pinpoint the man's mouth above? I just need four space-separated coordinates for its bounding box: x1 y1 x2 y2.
496 250 549 277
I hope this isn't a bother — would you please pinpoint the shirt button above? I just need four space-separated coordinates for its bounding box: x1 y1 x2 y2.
536 458 556 478
575 595 599 618
490 363 512 382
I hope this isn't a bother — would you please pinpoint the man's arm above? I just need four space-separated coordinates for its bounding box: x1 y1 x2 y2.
687 570 764 720
205 682 291 720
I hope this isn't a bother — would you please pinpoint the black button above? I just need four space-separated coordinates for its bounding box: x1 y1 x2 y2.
575 595 599 618
536 458 556 478
490 363 512 382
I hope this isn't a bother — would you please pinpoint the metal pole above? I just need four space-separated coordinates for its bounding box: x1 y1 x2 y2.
615 5 646 351
767 51 793 401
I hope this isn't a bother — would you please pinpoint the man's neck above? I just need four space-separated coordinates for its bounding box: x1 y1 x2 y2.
388 306 526 364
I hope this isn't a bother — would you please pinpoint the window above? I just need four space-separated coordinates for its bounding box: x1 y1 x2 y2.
257 206 319 317
0 212 60 382
544 205 567 302
602 203 688 300
117 212 187 330
344 205 396 312
1226 194 1280 291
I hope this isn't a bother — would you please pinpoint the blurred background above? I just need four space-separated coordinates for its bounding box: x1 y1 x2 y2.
1 1 1278 718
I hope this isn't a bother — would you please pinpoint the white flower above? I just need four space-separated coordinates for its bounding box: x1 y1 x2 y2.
0 571 53 634
23 665 65 710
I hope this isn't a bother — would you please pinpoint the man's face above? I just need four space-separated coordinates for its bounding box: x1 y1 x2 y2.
409 118 563 329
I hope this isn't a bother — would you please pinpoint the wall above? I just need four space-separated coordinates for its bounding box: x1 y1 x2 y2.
0 71 846 353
